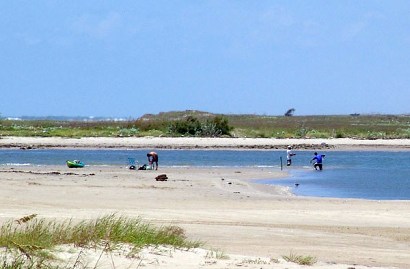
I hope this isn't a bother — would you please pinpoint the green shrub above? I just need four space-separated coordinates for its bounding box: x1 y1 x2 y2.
168 116 232 137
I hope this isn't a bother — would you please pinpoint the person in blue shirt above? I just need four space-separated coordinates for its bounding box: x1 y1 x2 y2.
311 152 325 170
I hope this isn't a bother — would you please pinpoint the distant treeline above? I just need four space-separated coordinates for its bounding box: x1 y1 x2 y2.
0 110 409 139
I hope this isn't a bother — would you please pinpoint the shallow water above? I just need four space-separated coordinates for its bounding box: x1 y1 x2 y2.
258 151 410 200
1 149 409 200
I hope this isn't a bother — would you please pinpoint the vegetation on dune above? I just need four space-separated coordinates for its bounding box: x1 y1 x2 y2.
282 252 317 266
0 214 200 268
0 110 409 139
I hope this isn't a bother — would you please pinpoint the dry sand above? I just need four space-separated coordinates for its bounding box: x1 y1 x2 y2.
0 137 409 268
1 136 410 150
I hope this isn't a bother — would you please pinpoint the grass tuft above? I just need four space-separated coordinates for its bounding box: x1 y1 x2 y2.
205 248 229 260
282 252 317 266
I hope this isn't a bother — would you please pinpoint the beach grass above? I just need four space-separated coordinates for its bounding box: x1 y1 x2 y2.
282 252 317 266
205 248 229 260
0 214 201 268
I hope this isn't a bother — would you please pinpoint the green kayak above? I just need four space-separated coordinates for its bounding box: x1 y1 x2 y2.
66 160 85 168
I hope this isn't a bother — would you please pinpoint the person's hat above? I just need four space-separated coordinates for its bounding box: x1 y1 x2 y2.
287 146 292 149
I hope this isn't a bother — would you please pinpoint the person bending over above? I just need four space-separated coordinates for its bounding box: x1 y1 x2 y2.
147 151 158 170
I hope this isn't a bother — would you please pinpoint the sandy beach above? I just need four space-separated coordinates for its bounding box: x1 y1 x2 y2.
0 137 409 268
1 136 410 150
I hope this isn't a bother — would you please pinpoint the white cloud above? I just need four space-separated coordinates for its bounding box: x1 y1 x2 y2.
14 33 42 46
342 20 368 41
341 11 384 42
71 12 122 39
260 6 295 28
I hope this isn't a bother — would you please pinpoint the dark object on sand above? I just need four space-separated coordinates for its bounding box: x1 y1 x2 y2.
128 157 138 170
155 174 168 181
139 164 153 170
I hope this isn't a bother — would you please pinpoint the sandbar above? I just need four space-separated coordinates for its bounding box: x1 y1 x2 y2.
1 136 410 150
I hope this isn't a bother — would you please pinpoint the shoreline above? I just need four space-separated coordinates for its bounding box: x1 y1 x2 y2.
1 136 410 150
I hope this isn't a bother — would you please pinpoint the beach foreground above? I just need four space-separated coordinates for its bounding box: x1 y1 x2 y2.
0 163 409 269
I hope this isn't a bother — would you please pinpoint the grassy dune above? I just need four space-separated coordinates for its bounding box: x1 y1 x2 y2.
0 214 200 268
1 111 409 139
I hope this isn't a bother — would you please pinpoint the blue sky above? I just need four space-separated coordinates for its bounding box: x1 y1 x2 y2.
1 1 409 118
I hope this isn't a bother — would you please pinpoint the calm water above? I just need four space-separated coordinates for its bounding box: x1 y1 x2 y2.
1 149 409 200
